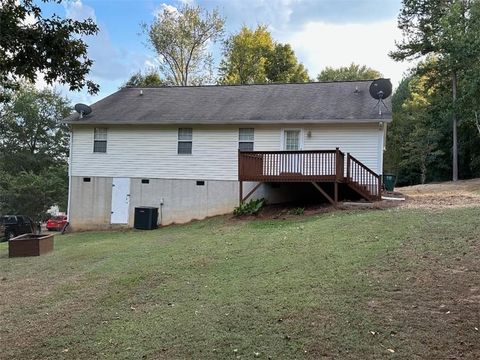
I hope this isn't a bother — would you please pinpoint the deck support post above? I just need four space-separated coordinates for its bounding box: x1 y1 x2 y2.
241 182 263 203
311 182 337 207
346 153 351 182
334 181 338 205
239 181 243 205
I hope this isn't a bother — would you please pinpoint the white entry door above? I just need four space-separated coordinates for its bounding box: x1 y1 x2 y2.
283 129 302 151
282 130 302 173
111 178 130 224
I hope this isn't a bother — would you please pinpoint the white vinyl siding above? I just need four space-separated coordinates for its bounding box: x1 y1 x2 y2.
71 123 383 180
303 124 381 173
72 126 238 180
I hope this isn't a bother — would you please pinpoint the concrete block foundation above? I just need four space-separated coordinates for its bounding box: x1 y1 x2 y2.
69 176 295 230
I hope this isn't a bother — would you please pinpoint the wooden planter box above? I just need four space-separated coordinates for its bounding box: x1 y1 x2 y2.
9 233 54 258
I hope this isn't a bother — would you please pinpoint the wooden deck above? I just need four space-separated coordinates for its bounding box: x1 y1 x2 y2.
238 149 382 204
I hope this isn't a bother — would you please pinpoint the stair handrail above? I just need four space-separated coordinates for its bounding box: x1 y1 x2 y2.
347 153 380 179
346 153 381 199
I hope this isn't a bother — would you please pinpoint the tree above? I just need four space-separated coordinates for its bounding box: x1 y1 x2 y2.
146 4 225 86
0 85 70 173
0 0 99 97
219 25 273 84
384 76 412 179
398 74 444 184
219 25 309 84
316 63 382 81
123 70 163 87
0 85 71 218
0 167 68 219
390 0 480 181
384 56 480 185
266 44 309 83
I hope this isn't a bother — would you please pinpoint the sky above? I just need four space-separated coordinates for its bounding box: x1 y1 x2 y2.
38 0 415 105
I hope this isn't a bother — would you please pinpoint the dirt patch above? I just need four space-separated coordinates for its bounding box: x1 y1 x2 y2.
234 179 480 221
232 200 402 222
399 178 480 194
230 202 335 222
401 191 480 209
397 178 480 210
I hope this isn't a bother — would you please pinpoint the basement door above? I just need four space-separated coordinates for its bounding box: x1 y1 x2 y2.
111 178 130 224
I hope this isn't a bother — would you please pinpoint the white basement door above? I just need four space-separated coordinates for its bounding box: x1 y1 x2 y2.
111 178 130 224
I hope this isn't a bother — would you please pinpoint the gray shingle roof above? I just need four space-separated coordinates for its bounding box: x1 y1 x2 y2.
65 80 392 125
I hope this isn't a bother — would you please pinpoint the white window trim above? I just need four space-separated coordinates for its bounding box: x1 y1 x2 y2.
280 128 304 151
93 127 108 154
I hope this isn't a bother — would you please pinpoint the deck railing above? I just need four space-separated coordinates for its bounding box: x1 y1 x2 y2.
238 149 345 182
346 154 381 199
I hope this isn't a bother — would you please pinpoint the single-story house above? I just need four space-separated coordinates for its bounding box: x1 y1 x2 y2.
65 80 392 230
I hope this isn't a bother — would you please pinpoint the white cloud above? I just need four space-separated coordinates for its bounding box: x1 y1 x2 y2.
154 3 180 19
63 1 131 81
64 0 96 21
32 72 50 90
161 3 178 14
278 20 414 86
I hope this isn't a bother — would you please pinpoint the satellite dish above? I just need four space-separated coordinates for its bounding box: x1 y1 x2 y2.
369 78 392 100
369 79 392 116
74 103 92 119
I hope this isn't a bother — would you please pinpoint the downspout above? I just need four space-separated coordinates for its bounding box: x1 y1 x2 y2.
67 129 73 220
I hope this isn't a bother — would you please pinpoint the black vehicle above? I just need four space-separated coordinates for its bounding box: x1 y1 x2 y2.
1 215 36 241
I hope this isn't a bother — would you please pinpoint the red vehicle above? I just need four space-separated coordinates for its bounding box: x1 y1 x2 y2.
46 215 68 231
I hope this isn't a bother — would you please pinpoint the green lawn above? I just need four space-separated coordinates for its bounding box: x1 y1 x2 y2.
1 206 479 359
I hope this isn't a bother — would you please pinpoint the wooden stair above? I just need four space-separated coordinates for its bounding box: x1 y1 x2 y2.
347 180 378 201
345 153 382 201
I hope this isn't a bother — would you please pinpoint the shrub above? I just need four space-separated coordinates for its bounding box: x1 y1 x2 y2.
233 198 266 216
289 207 305 215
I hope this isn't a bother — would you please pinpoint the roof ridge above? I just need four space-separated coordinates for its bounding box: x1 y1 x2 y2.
125 78 389 89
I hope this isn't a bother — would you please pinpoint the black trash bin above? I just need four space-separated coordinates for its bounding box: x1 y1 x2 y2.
383 174 397 192
134 207 158 230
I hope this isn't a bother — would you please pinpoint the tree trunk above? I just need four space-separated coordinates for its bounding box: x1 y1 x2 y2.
420 153 427 184
452 72 458 181
475 111 480 135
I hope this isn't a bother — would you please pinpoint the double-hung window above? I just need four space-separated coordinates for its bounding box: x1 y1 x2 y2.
93 128 107 153
178 128 193 154
238 128 254 151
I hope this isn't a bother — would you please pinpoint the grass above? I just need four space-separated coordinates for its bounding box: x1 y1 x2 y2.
1 206 479 359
